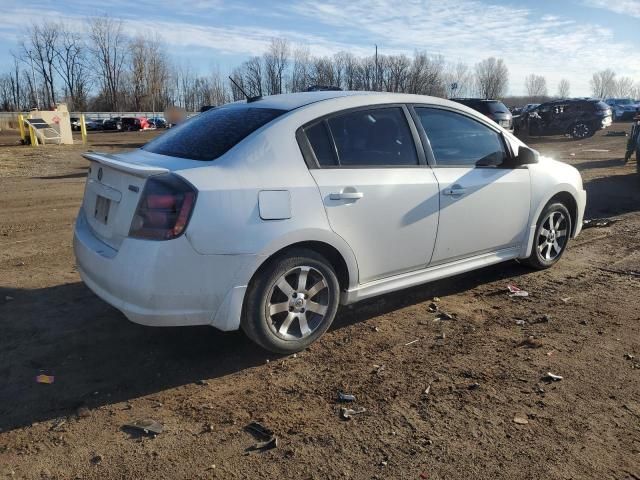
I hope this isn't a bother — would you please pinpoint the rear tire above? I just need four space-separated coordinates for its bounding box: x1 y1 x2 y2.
570 122 593 139
524 202 572 270
241 249 340 354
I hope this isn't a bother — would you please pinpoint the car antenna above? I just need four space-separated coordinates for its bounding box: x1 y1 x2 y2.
228 76 262 103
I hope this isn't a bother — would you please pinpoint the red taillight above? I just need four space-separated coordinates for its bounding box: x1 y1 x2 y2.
129 174 197 240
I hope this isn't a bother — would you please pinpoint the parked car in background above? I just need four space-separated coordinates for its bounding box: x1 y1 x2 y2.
514 99 612 139
605 98 640 121
451 98 513 131
120 117 142 131
74 91 585 353
70 117 101 131
102 117 120 130
148 117 167 128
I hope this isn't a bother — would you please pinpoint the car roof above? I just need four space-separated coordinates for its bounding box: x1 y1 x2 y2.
238 91 371 110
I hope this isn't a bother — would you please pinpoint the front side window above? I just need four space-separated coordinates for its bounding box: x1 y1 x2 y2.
415 107 508 167
306 107 418 167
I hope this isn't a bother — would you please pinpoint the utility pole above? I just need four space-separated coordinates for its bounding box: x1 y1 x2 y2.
374 44 378 92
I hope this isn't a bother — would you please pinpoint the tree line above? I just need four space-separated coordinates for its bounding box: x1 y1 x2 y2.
0 17 638 113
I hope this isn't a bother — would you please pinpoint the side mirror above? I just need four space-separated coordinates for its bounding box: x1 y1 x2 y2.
514 145 539 166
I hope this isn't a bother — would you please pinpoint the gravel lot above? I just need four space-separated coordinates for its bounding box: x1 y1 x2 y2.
1 126 639 479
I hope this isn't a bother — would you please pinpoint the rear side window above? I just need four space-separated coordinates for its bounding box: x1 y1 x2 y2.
416 107 507 167
143 105 285 161
325 107 418 167
304 122 338 166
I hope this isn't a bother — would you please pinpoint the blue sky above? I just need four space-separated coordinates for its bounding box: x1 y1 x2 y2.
1 0 639 96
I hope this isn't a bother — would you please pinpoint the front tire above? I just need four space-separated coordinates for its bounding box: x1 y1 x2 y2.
524 202 572 269
241 249 340 354
570 122 593 139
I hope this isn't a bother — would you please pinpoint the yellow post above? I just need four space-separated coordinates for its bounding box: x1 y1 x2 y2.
80 113 87 144
18 114 26 143
28 124 38 146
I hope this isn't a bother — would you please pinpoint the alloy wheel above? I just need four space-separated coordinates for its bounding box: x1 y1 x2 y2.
537 211 568 261
572 123 590 139
266 266 330 341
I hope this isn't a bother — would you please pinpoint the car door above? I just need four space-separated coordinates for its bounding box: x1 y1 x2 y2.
413 106 531 265
300 105 440 284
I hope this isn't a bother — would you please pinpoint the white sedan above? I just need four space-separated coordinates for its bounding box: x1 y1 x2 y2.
73 91 586 353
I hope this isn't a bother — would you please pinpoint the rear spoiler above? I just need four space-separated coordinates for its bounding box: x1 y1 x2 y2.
83 152 169 178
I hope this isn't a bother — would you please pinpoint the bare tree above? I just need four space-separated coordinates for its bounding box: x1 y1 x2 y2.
263 38 290 95
474 57 509 99
443 61 472 97
51 24 89 110
290 46 311 92
590 69 616 99
89 16 127 111
611 76 635 98
406 52 445 96
21 22 59 108
524 74 548 101
557 78 570 98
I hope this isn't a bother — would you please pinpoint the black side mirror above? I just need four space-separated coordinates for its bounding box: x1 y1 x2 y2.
515 145 539 166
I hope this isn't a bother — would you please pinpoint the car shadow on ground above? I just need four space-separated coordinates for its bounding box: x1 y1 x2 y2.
584 172 640 218
0 260 528 433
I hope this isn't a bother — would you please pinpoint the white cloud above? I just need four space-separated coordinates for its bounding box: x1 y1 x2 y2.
582 0 640 18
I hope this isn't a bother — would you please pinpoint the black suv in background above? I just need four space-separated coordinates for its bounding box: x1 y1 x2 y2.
514 99 612 139
451 98 513 131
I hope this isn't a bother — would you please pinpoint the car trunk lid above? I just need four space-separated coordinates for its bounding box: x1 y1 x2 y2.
81 152 169 250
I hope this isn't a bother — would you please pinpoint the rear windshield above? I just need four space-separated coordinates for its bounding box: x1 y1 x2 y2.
481 101 509 114
143 105 286 161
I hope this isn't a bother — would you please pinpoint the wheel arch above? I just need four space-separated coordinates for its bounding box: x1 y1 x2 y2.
522 187 580 258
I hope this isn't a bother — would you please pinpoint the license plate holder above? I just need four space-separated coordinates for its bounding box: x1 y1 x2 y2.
94 195 111 224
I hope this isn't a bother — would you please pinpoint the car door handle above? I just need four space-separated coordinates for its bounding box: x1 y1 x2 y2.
329 190 364 201
443 187 467 196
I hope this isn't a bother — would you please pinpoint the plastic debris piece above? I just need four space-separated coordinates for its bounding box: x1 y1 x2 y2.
583 218 616 229
513 415 529 425
518 336 543 349
515 319 526 326
338 391 356 402
249 436 278 451
543 372 563 382
246 422 274 440
405 339 419 346
424 385 431 396
124 419 164 435
427 302 438 313
561 297 571 303
624 353 635 360
340 407 366 420
36 374 55 384
468 383 480 390
507 285 529 297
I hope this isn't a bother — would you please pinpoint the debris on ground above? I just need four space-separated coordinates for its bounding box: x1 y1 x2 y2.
543 372 563 382
518 336 543 348
91 454 103 465
515 319 526 326
424 385 431 396
123 419 164 436
529 314 551 325
624 353 635 360
372 364 385 375
561 297 571 303
340 407 366 420
436 312 454 321
337 391 356 402
35 374 54 384
507 285 529 297
50 417 67 432
427 302 438 312
195 379 208 386
583 218 616 229
404 339 419 346
604 131 628 137
468 383 480 390
245 422 278 451
513 415 529 425
76 406 90 418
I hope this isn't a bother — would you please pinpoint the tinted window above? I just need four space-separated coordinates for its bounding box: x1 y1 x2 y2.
326 107 418 167
416 108 507 167
305 121 337 166
143 105 285 161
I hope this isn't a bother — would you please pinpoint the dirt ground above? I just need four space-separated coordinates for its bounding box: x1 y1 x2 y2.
1 126 639 480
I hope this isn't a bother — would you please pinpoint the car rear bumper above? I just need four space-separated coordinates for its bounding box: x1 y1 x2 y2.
73 210 256 330
574 189 587 237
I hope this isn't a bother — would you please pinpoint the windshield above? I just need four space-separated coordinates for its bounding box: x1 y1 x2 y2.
143 104 286 161
479 101 509 114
